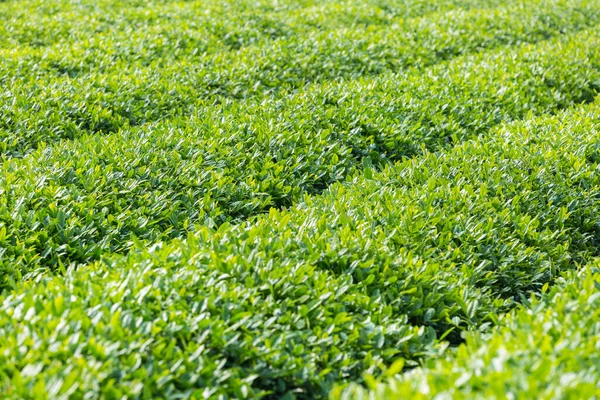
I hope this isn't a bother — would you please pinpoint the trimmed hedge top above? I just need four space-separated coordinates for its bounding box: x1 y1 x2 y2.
1 99 599 398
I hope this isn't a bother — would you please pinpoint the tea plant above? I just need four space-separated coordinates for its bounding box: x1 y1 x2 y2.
1 99 599 398
1 0 599 398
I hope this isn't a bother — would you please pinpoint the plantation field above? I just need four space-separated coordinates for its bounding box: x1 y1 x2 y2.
1 0 600 398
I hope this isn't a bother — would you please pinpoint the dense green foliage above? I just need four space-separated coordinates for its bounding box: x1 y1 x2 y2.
336 264 600 399
2 29 600 289
2 99 600 397
2 0 600 398
1 0 599 156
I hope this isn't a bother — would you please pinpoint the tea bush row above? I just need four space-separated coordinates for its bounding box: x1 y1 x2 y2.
1 0 598 156
0 0 513 52
336 263 600 399
1 31 599 288
1 99 599 398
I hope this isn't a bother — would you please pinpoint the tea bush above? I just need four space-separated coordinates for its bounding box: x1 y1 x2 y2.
1 100 599 398
1 0 598 156
1 30 600 288
2 0 600 398
336 264 600 399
